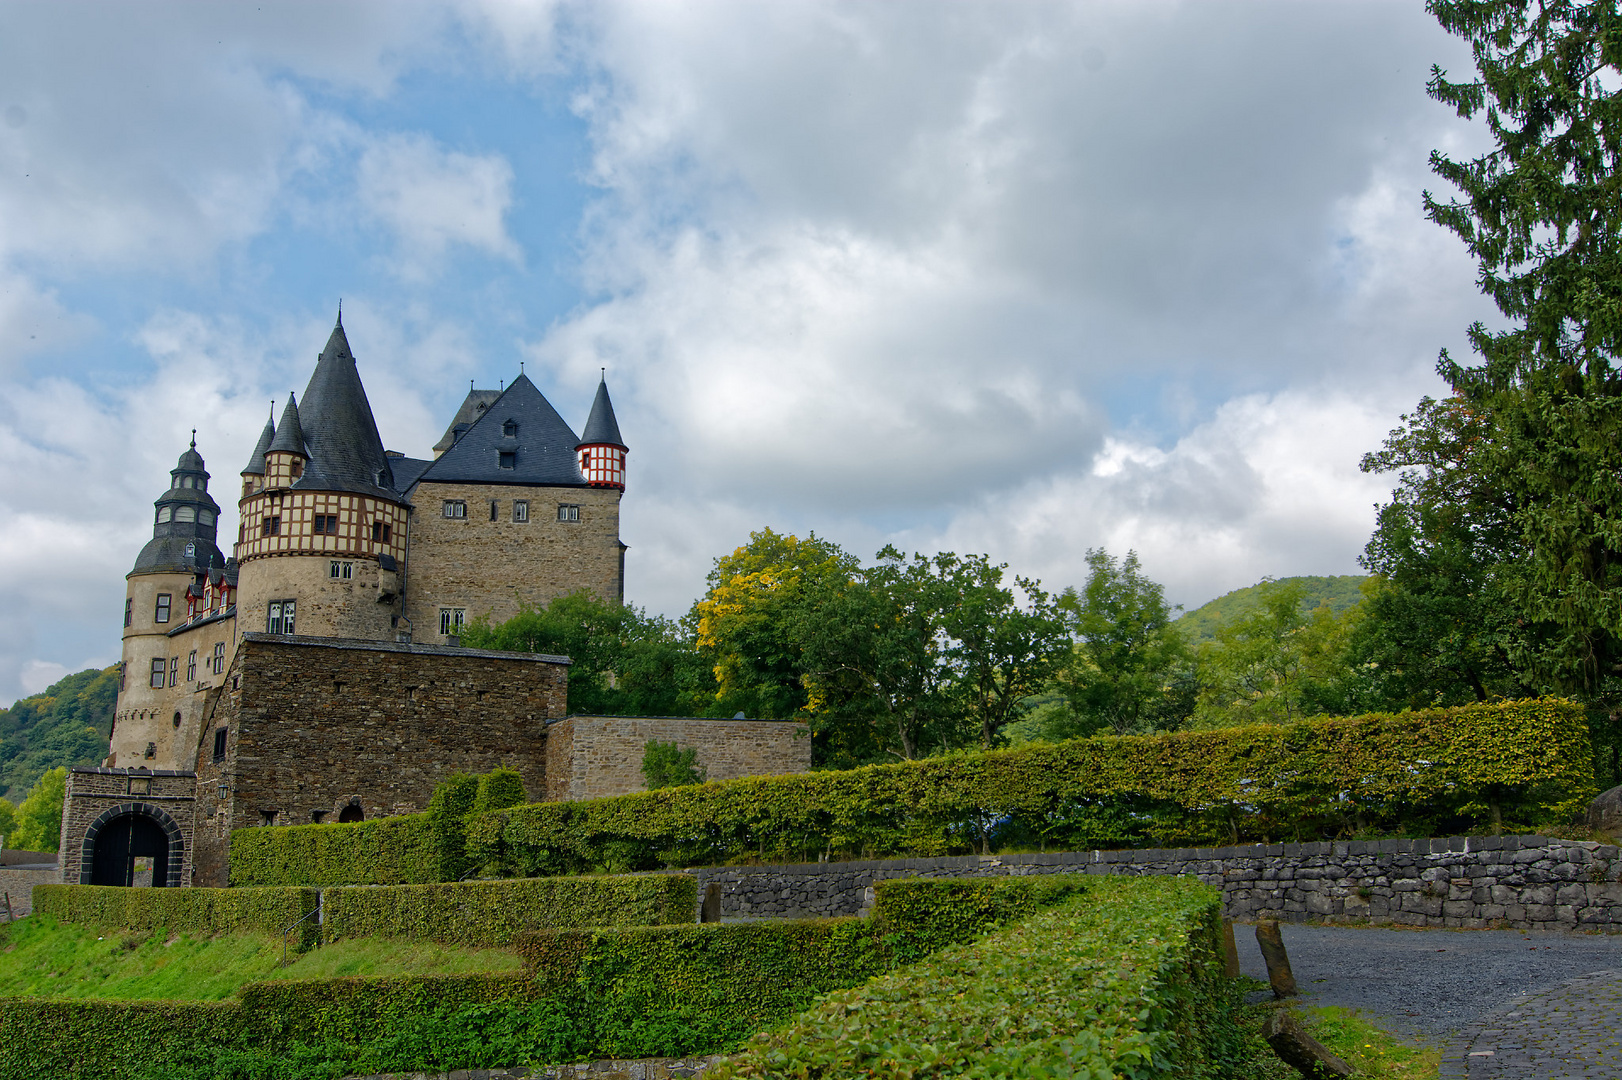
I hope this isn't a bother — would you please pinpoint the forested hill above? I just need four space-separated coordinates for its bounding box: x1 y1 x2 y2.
0 667 116 800
1175 576 1369 642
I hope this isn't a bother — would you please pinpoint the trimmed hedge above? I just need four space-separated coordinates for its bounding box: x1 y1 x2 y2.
709 875 1238 1079
232 812 438 887
31 885 319 948
230 699 1593 885
322 874 696 945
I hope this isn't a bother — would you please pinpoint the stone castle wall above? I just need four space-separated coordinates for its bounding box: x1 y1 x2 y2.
234 553 399 645
403 482 622 644
690 835 1622 932
57 768 198 886
189 634 569 885
543 716 811 802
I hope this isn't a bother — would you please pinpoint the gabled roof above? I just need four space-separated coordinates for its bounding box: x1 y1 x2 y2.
292 314 397 498
433 388 503 455
267 393 306 455
577 377 626 450
414 373 587 488
242 406 276 476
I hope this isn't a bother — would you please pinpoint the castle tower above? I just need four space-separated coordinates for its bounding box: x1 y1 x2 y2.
232 312 409 642
109 436 230 768
576 375 627 490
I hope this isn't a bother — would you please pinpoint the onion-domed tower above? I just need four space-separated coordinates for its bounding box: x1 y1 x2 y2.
575 375 627 490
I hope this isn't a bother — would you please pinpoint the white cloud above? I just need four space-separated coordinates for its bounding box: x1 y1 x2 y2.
357 134 522 275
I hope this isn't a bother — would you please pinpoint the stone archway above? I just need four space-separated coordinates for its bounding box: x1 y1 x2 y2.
79 802 185 887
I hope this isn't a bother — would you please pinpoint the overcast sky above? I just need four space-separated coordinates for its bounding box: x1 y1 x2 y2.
0 0 1494 705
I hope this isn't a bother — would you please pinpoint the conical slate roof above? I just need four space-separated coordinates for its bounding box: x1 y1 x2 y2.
417 374 587 487
577 377 626 450
433 388 503 455
268 393 307 455
294 313 396 497
242 405 276 476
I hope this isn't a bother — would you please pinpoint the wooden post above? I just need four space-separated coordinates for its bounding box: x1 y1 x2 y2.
1262 1011 1353 1078
1222 918 1240 978
1255 919 1297 998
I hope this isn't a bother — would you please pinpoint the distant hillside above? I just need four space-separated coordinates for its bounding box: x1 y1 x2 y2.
0 666 116 801
1175 575 1369 643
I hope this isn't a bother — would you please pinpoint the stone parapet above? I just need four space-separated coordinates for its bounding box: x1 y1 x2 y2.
544 715 811 801
0 864 60 916
688 835 1622 932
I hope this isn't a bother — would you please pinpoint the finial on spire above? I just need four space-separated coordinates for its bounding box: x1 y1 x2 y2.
520 360 525 374
190 428 197 449
336 298 343 328
269 400 275 422
499 379 504 390
600 366 606 382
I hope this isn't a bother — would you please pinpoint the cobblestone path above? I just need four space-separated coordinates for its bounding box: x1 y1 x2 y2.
1441 970 1622 1079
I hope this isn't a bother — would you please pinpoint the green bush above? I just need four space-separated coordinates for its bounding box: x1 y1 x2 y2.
710 875 1237 1079
231 812 438 887
641 740 706 789
426 773 480 883
322 874 696 945
30 885 319 948
472 768 527 816
234 699 1593 885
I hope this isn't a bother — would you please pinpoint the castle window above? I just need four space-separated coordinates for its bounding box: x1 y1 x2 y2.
172 711 181 729
311 810 328 824
443 500 466 519
261 516 280 536
149 658 166 689
168 657 179 687
557 504 581 523
372 521 392 543
155 594 171 623
199 509 215 526
329 560 340 578
144 742 157 760
513 500 529 523
339 804 365 823
291 460 303 478
157 506 172 524
124 598 132 628
341 562 352 579
490 500 499 521
212 728 228 761
175 505 196 523
212 642 225 675
314 514 338 534
498 451 516 469
440 608 465 637
186 650 197 681
267 599 296 635
502 419 518 437
260 809 278 826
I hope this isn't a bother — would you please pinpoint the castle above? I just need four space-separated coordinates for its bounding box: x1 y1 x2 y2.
60 313 807 888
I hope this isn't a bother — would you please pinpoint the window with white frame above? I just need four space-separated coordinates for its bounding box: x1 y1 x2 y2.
440 608 465 637
150 658 166 689
168 656 179 687
211 642 226 675
557 504 580 523
155 593 171 623
186 650 197 682
443 500 466 518
267 599 296 635
513 500 529 523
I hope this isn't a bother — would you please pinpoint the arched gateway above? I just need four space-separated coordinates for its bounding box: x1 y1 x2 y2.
79 802 185 887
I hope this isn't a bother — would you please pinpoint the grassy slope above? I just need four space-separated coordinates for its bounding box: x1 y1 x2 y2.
0 918 522 1001
1176 575 1369 643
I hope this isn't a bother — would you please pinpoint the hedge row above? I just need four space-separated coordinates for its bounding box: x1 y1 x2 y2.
0 876 1091 1078
322 874 696 945
231 698 1593 885
710 875 1239 1079
30 886 319 948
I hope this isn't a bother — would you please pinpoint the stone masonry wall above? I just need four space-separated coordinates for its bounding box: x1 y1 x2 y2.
544 716 811 802
403 482 622 645
58 767 197 886
190 634 569 885
0 864 59 917
690 835 1622 933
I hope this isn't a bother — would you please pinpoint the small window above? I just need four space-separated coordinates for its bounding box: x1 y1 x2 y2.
314 514 338 534
310 810 328 824
168 656 179 687
443 500 466 519
186 650 197 681
513 500 529 523
557 504 581 523
157 506 173 524
372 521 392 543
172 711 182 729
212 642 226 675
155 594 171 623
267 599 296 635
502 419 518 437
330 560 342 578
175 505 196 523
262 516 280 536
260 809 278 827
440 608 465 637
341 562 352 579
150 658 166 689
490 500 499 521
498 451 516 470
199 509 215 526
291 459 303 478
212 728 228 762
124 598 132 628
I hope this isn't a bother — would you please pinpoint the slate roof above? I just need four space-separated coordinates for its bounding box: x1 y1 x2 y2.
267 393 306 455
292 316 398 498
432 388 503 455
242 407 276 476
388 455 435 491
577 377 626 449
413 374 587 488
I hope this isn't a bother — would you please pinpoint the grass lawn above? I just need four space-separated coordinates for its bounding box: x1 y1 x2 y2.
1229 979 1441 1080
0 917 524 1001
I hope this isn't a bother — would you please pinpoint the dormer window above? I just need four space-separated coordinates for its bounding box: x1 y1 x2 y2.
502 420 518 437
498 451 516 469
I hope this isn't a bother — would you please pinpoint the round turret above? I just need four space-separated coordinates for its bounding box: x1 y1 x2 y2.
576 375 628 490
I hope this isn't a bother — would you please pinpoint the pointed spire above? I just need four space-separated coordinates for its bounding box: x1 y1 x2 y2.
298 316 394 493
577 373 626 450
242 402 277 476
268 392 307 456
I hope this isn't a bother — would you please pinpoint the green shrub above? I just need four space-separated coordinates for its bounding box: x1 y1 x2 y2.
710 876 1236 1079
641 740 706 789
31 885 319 948
472 768 527 816
322 874 696 945
231 812 437 887
426 773 480 883
234 699 1593 885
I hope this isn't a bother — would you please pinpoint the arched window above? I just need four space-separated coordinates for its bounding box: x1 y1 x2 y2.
338 804 364 824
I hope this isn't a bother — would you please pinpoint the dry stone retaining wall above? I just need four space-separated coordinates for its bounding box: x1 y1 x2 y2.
690 835 1622 932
